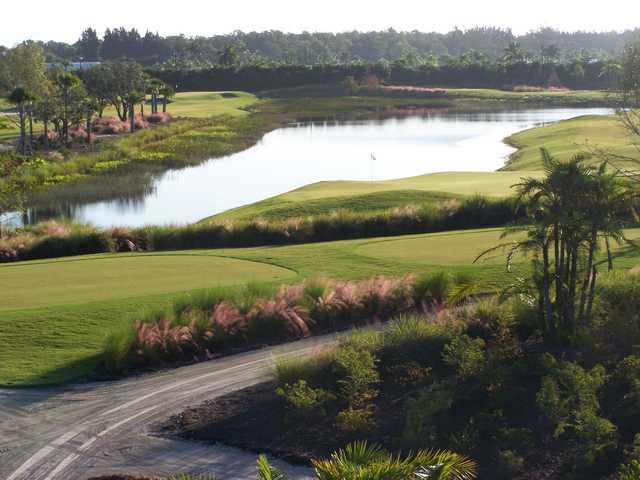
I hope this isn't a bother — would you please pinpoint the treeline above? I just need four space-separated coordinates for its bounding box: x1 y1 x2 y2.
149 60 615 92
5 26 640 67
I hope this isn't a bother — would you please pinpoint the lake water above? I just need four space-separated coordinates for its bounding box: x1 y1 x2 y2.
24 107 611 227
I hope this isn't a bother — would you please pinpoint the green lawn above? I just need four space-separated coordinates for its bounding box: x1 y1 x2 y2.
102 91 258 119
205 172 536 222
504 114 639 170
3 226 640 386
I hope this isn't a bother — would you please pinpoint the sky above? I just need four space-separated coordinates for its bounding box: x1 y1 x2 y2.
2 0 639 46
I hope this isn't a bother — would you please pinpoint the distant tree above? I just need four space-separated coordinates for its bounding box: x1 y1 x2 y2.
540 44 560 64
2 42 51 97
54 72 83 144
82 61 146 120
219 43 241 66
501 41 528 64
599 59 622 89
125 91 145 133
159 84 175 113
75 28 101 61
33 92 60 151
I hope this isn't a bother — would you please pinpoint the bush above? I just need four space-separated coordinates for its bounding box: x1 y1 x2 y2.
590 272 640 359
442 334 487 379
332 344 380 408
401 382 455 448
335 406 377 434
276 379 335 419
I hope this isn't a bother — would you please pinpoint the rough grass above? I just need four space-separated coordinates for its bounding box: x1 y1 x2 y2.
204 172 534 222
446 88 616 106
504 114 639 170
3 226 640 386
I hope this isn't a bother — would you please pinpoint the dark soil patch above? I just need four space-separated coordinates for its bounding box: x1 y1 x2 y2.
159 381 410 465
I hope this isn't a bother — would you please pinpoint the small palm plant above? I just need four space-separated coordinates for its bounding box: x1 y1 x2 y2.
256 441 477 480
256 454 287 480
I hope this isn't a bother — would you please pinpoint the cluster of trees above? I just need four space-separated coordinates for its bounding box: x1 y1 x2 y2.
0 43 175 155
4 27 639 68
148 57 617 92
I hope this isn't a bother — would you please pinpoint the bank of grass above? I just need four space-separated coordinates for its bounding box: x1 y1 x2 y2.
446 88 617 106
3 226 640 386
205 172 536 222
504 114 639 170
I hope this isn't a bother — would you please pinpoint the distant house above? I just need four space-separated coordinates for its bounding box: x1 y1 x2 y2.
46 61 102 71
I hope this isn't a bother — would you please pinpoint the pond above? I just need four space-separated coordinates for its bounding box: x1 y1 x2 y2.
24 107 610 227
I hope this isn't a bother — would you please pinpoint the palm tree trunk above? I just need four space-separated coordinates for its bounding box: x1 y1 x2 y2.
43 117 49 152
129 104 135 133
542 240 554 338
17 104 26 155
162 97 167 113
28 109 34 155
605 237 613 271
578 234 597 322
86 112 92 146
585 266 598 322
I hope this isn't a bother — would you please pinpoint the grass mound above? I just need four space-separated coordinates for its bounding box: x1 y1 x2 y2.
504 114 638 170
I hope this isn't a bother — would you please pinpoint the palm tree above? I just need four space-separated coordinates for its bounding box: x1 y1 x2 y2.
502 42 527 65
599 59 622 90
257 441 477 480
147 79 163 114
55 72 81 144
7 87 35 156
125 91 145 133
476 150 636 343
159 84 175 114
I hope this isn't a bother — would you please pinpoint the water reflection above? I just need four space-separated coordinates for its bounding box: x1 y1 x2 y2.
25 107 611 227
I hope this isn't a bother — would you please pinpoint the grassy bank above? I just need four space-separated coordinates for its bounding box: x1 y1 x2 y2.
2 226 640 386
504 114 639 170
204 172 536 222
446 88 617 106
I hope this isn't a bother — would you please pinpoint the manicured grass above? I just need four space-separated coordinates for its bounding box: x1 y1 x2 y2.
3 226 640 386
102 91 258 119
0 253 295 310
205 172 536 222
504 114 639 170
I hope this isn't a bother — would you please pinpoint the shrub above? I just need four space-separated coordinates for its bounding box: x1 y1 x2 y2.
332 344 380 408
274 350 335 388
413 271 454 310
496 450 525 479
536 355 617 467
335 406 377 434
442 334 487 379
401 382 455 448
590 272 640 359
617 460 640 480
276 379 335 420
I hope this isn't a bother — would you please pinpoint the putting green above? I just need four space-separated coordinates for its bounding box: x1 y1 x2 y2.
0 253 295 310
